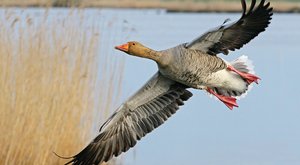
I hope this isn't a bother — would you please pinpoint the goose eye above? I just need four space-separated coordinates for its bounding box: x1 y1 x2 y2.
132 43 136 46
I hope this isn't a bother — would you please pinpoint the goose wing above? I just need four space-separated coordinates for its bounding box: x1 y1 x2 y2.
66 72 193 165
185 0 273 55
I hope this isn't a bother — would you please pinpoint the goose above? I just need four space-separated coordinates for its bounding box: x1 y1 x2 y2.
64 0 272 164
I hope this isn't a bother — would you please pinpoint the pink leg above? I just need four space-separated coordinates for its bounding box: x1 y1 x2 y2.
227 65 260 84
206 88 238 110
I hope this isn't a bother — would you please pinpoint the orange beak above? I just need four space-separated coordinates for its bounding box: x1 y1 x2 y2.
115 43 129 52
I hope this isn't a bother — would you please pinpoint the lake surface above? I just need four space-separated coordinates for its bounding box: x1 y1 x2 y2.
1 8 300 165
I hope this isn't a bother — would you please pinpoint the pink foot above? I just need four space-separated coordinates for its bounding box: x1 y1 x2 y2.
227 65 260 84
206 88 238 110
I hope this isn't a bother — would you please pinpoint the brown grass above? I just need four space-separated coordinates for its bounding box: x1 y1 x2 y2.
0 9 123 165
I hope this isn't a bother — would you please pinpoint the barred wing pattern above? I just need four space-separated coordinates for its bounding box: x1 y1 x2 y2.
66 72 193 165
185 0 273 55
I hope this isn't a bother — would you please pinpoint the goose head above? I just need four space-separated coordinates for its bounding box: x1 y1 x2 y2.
115 41 161 62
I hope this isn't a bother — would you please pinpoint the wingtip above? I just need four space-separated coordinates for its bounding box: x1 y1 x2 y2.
241 0 247 16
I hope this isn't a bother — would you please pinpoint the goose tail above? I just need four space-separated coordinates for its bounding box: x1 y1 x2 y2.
207 55 259 109
209 55 258 101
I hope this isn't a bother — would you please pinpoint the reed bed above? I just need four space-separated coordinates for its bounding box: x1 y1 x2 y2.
0 9 123 165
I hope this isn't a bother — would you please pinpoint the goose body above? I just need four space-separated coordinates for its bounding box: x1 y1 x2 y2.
159 44 226 86
157 44 246 92
64 0 273 164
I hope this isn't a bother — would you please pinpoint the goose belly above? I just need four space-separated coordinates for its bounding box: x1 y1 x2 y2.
159 55 225 88
160 65 246 93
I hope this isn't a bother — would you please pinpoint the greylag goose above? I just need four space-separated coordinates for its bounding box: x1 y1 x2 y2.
64 0 272 164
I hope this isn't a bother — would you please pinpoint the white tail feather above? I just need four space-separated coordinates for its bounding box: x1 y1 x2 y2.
230 55 254 99
207 55 256 100
231 55 255 74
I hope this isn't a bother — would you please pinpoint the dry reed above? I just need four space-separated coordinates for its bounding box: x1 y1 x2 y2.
0 9 123 165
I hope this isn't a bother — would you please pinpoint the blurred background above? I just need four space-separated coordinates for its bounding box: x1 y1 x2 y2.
0 0 299 165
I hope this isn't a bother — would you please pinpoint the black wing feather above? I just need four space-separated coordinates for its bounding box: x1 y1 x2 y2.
185 0 273 55
64 73 193 165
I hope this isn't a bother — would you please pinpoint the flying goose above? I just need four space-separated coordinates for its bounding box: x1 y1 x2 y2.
64 0 272 164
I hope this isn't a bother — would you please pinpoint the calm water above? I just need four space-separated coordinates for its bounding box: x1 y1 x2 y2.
1 8 300 165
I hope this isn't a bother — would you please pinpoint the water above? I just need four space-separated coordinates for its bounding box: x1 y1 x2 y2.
1 8 300 165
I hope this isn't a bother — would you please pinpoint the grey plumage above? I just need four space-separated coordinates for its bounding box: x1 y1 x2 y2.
65 73 192 165
64 0 272 164
159 44 227 88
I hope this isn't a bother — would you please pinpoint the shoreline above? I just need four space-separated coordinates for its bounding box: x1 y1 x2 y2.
1 1 300 13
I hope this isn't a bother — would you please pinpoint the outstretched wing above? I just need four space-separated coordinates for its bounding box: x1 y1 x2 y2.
185 0 273 55
65 72 193 165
